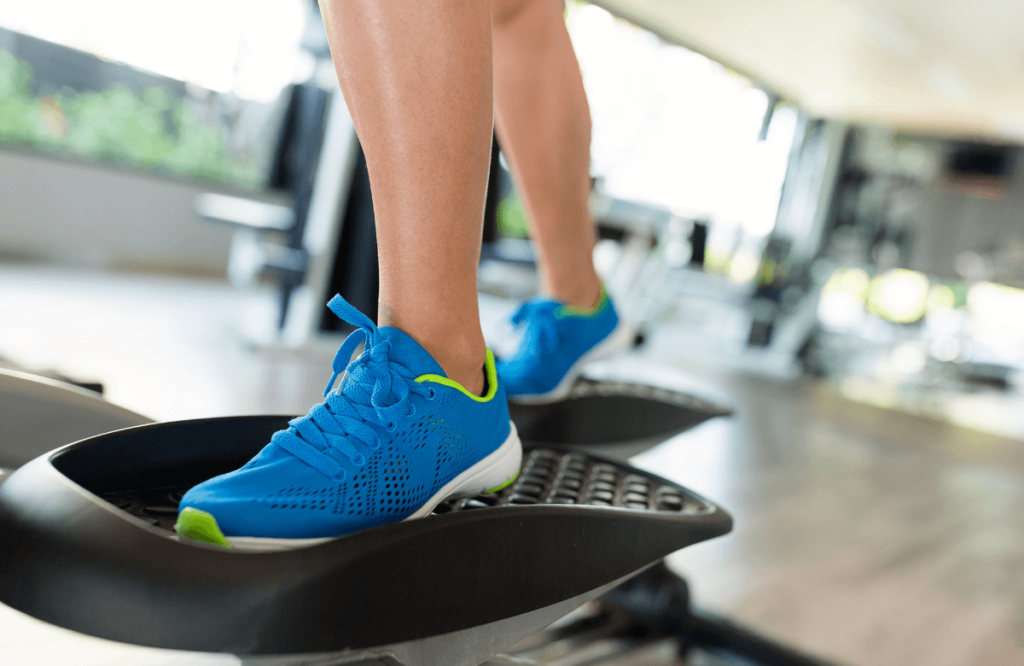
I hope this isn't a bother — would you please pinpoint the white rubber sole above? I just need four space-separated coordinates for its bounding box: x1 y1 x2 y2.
510 320 634 405
223 423 523 552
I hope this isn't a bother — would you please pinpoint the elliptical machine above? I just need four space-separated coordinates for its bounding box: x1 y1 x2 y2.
0 367 151 483
0 376 830 665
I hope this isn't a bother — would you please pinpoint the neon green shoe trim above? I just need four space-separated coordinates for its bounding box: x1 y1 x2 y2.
415 348 499 403
556 284 610 319
175 507 232 549
484 469 519 494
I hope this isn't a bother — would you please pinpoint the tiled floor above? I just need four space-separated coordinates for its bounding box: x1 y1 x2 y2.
2 265 1023 665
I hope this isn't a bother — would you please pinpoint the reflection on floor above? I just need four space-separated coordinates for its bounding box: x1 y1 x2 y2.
642 382 1024 666
1 265 1023 666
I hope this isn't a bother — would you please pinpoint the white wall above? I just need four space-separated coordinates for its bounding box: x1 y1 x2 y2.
0 148 265 275
912 155 1024 279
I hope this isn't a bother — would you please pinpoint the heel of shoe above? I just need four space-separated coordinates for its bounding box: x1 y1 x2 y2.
408 423 523 517
484 469 519 494
449 423 523 499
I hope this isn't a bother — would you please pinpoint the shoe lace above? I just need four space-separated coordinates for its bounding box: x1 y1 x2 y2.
272 295 433 481
509 300 561 354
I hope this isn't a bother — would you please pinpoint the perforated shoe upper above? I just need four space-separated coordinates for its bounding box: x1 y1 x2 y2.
178 296 511 539
496 290 620 398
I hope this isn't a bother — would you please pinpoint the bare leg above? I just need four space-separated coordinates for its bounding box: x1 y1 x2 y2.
320 0 492 395
492 0 602 308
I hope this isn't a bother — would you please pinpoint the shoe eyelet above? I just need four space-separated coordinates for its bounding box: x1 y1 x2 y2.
426 388 436 400
333 470 348 482
353 453 366 466
386 422 397 432
407 404 417 418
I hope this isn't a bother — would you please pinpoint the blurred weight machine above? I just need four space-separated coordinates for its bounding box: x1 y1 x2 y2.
198 78 702 350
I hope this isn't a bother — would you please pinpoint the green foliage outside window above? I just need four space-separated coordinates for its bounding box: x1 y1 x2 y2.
0 49 263 188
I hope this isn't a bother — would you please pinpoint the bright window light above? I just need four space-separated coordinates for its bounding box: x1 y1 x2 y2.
867 269 930 324
0 0 307 102
567 4 796 237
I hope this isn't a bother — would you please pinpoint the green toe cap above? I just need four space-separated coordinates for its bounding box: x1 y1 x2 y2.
175 507 232 549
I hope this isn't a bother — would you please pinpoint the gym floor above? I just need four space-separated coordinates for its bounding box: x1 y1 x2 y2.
1 264 1023 666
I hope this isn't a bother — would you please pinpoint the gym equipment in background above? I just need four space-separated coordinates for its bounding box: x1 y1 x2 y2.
196 74 375 346
199 88 708 352
195 82 332 331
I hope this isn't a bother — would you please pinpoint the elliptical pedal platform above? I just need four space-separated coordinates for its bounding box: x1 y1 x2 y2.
0 367 151 471
0 380 736 666
509 377 731 458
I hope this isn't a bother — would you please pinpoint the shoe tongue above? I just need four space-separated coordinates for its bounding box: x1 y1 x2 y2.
375 326 447 378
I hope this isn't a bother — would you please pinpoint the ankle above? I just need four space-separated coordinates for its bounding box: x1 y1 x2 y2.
421 337 487 397
377 300 488 395
463 366 487 397
545 276 602 310
444 356 487 397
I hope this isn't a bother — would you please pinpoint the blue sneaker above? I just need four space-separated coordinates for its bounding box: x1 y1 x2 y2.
496 287 631 403
175 295 521 551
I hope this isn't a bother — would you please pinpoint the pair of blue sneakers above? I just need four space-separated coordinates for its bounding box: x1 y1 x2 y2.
176 289 629 550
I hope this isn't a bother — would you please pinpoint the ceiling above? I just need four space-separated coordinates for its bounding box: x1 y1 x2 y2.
592 0 1024 142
